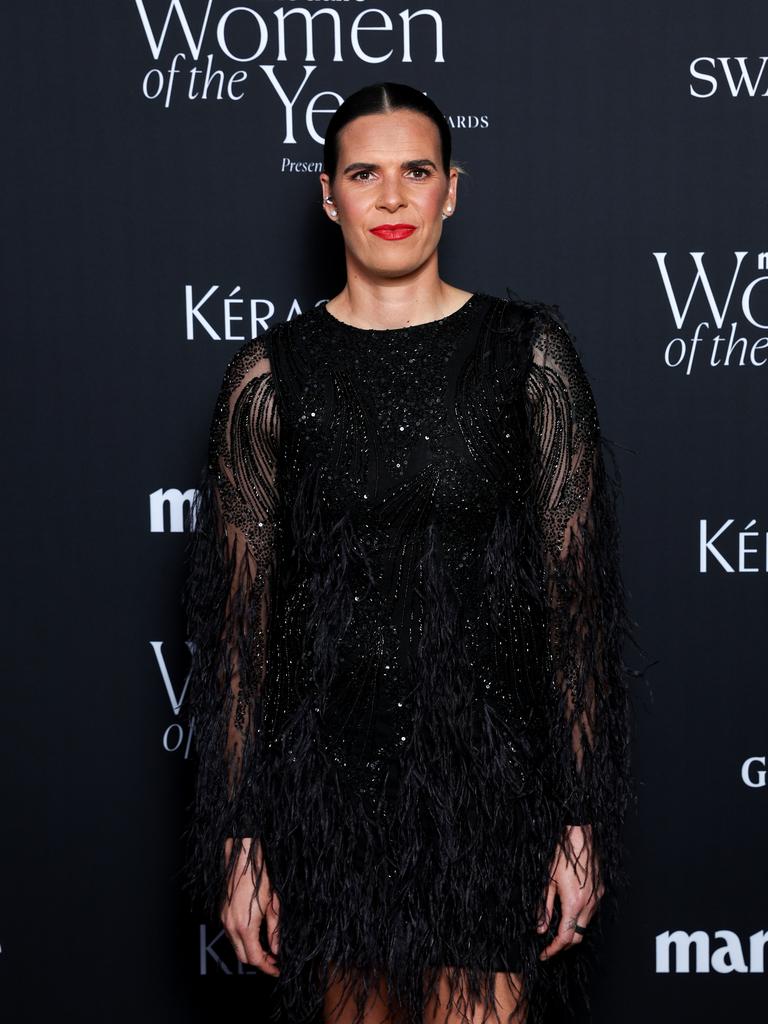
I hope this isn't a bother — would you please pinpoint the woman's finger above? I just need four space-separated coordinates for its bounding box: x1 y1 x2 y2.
240 923 280 976
569 888 601 942
266 891 281 956
537 880 556 933
223 923 248 965
230 896 278 975
539 897 586 960
570 914 585 944
219 853 281 975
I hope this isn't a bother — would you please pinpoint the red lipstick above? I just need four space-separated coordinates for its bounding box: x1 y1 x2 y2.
369 224 417 240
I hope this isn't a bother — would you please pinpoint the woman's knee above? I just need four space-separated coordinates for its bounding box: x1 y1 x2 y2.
422 969 526 1024
323 961 402 1024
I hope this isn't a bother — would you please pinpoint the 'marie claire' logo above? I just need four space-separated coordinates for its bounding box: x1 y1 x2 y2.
656 929 768 973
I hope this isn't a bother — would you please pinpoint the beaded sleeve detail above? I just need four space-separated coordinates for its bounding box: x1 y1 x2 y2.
181 334 281 911
524 304 636 902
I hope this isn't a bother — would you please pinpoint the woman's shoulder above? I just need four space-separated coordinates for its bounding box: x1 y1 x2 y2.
484 289 591 380
479 288 571 337
216 315 292 385
473 289 578 379
213 304 326 418
205 326 283 433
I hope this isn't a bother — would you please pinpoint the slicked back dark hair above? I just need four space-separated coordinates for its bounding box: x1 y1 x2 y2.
322 81 452 183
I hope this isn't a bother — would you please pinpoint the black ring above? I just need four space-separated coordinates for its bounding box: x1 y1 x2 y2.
573 924 588 935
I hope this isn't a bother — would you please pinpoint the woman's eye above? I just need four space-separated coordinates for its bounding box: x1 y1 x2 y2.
349 168 432 181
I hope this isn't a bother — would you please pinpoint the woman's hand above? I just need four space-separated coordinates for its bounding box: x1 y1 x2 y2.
220 837 281 976
536 825 604 960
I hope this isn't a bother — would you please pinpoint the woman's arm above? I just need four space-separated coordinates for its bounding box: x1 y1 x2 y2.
181 334 282 955
524 306 635 952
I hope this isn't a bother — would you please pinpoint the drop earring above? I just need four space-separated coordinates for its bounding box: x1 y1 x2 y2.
325 195 338 218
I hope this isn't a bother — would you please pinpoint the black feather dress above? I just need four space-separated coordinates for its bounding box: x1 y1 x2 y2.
181 291 638 1024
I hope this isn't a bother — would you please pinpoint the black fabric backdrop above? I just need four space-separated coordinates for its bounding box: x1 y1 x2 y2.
3 2 767 1020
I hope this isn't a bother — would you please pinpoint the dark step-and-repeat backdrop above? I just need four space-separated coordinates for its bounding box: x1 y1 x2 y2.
4 2 766 1021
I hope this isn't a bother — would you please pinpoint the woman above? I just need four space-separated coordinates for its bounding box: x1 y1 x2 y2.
182 82 637 1024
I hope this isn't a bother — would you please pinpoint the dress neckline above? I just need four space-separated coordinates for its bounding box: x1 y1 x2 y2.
318 291 479 334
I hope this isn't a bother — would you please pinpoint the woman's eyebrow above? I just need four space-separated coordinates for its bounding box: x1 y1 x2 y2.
341 158 438 174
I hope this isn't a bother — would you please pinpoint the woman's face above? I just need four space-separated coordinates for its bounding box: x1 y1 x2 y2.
320 108 457 279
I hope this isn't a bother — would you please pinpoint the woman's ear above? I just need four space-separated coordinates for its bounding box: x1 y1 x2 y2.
319 173 339 221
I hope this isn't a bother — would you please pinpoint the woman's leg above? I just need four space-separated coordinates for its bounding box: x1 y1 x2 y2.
423 970 527 1024
323 962 404 1024
322 963 527 1024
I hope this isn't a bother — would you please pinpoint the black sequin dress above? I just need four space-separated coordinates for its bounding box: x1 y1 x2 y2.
181 291 638 1024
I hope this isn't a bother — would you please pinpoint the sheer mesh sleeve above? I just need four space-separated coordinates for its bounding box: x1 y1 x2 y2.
524 307 634 880
181 336 281 916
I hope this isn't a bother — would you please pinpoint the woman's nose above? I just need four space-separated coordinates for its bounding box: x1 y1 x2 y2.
376 176 407 210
